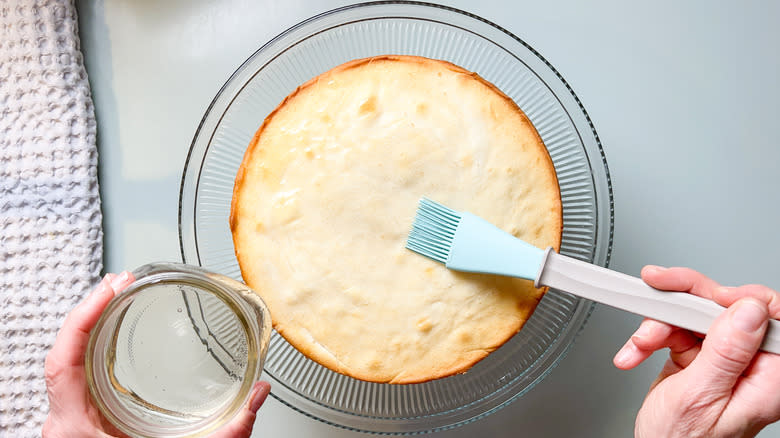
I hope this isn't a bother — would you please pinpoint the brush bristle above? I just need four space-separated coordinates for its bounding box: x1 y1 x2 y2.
405 198 462 264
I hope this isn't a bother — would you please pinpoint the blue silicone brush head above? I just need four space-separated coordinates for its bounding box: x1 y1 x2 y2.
405 198 461 264
405 198 546 281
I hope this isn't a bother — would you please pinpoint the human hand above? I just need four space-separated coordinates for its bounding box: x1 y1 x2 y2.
613 266 780 438
43 272 271 438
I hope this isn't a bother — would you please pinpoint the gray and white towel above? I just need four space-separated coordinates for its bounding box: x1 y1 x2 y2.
0 0 103 435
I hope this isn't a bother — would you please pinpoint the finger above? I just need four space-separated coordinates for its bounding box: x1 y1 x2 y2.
66 271 132 336
684 298 769 399
630 319 674 348
613 338 650 370
613 319 701 370
713 284 780 319
109 270 135 293
641 265 721 300
47 275 115 370
247 381 272 412
613 319 671 369
211 381 271 438
632 320 701 361
47 271 134 369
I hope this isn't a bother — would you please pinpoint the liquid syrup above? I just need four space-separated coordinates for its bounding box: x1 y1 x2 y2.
106 283 249 423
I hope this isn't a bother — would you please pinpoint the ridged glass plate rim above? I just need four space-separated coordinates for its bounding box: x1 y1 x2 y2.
179 1 614 434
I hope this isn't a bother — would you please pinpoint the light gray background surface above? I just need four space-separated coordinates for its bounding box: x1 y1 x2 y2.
76 1 780 436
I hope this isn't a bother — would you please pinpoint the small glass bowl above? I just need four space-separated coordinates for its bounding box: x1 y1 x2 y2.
85 262 272 438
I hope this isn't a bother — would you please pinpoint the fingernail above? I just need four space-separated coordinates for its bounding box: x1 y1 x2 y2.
644 265 667 274
731 299 768 333
249 382 269 413
632 321 654 340
249 388 262 413
713 287 730 299
94 277 110 296
614 342 634 367
110 271 131 291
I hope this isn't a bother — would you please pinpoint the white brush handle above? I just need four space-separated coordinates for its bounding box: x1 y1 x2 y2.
535 250 780 354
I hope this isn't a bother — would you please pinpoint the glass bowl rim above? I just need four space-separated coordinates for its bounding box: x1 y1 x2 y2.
177 1 615 434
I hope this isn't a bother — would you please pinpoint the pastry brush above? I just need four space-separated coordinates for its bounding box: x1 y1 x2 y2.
405 198 780 354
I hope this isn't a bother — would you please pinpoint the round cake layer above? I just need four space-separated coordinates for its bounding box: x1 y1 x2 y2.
230 55 562 384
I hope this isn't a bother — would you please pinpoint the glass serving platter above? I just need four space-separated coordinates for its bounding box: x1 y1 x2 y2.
179 2 613 434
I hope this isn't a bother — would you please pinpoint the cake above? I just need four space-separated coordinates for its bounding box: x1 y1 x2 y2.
230 55 562 384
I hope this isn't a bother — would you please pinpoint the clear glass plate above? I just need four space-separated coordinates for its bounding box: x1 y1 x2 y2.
179 2 613 434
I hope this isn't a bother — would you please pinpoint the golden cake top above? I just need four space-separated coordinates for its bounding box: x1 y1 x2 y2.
231 55 561 383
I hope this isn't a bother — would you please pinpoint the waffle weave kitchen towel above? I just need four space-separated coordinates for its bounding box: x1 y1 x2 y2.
0 0 103 435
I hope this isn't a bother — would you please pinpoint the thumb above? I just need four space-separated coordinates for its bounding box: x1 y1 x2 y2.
686 298 769 395
211 381 271 438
